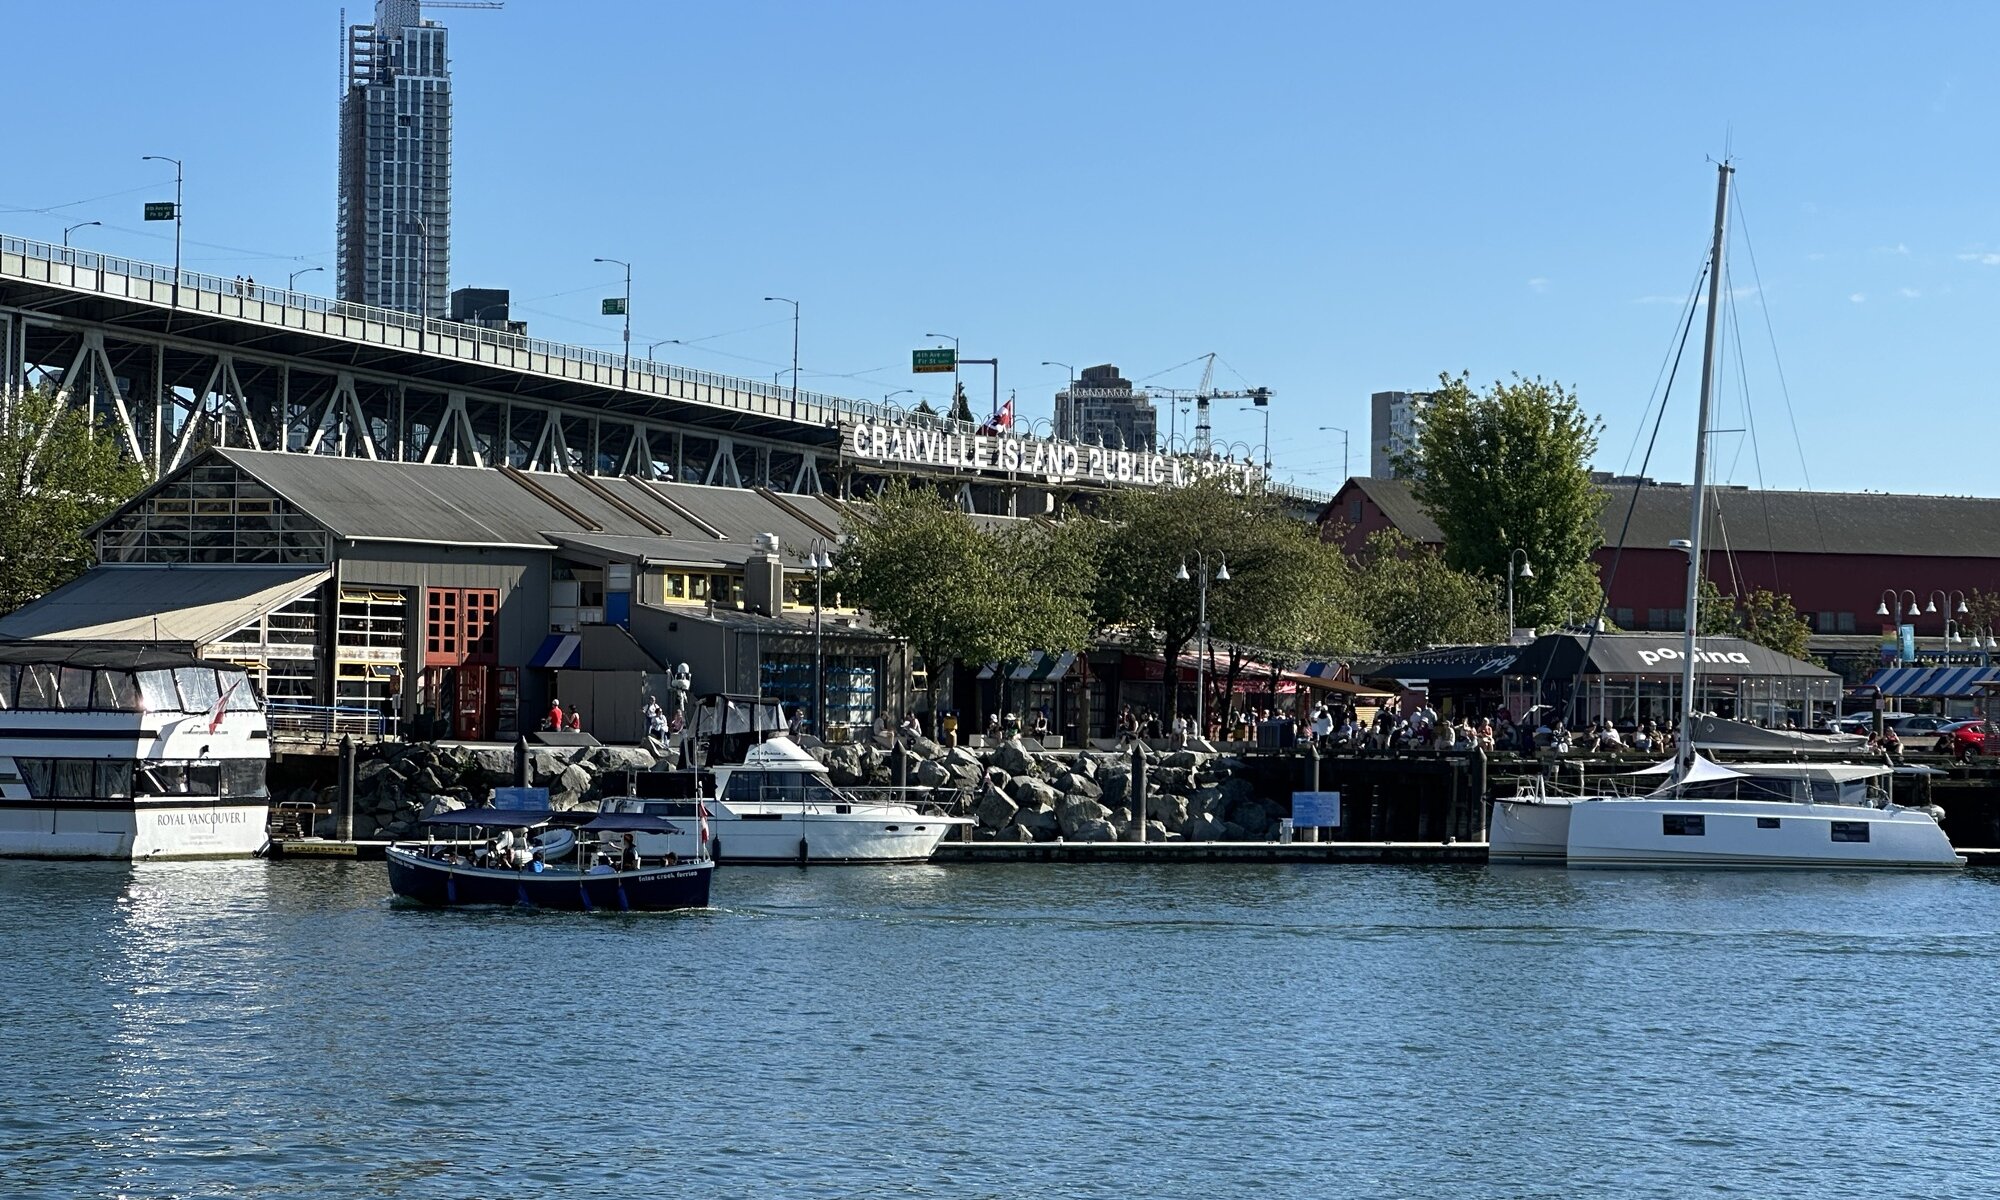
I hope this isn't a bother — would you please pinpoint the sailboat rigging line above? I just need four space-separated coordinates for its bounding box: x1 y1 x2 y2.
1557 261 1710 728
1731 186 1829 555
1721 258 1788 606
1619 254 1714 477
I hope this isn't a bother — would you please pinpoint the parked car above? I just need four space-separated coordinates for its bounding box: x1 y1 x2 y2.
1889 715 1956 742
1935 719 1990 757
1834 712 1914 735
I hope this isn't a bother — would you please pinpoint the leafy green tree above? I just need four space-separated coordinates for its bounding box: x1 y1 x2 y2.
1697 577 1813 661
948 382 974 425
1348 529 1506 653
912 399 938 417
1096 479 1351 726
1397 372 1606 629
0 385 147 613
830 481 1093 721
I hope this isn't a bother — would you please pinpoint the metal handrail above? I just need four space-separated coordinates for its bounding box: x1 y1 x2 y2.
266 701 397 742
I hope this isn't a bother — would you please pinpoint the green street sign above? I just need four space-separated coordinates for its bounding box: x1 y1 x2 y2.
143 202 176 221
601 297 626 316
913 347 956 373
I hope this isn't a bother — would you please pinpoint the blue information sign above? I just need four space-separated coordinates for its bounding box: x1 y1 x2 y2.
1291 791 1341 828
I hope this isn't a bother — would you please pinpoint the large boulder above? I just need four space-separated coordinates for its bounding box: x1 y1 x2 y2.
587 745 659 775
1189 784 1227 819
468 746 518 784
1180 813 1229 842
945 746 985 773
551 763 593 808
906 735 945 761
528 749 570 788
1012 805 1060 839
1003 775 1061 810
1053 771 1101 800
1097 768 1131 811
1161 750 1210 771
916 759 954 789
1058 795 1109 837
1070 817 1119 843
419 793 465 819
974 789 1020 830
1144 792 1189 830
991 737 1036 778
1151 766 1194 795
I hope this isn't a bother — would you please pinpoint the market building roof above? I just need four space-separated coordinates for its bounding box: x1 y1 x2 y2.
0 565 328 644
1328 475 2000 559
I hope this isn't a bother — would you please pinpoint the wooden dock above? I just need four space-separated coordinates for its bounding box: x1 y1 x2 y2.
930 840 1489 864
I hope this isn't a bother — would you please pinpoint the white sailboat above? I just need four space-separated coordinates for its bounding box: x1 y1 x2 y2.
1492 162 1961 870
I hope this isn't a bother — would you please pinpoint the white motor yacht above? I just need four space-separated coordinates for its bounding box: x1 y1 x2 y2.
604 693 971 864
0 645 270 859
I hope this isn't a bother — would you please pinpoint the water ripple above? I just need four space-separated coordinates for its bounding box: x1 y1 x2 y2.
0 859 1996 1198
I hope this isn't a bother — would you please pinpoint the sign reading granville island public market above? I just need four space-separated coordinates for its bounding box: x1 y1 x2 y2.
844 419 1258 488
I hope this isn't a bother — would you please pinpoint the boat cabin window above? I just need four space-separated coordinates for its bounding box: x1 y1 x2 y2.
1662 814 1706 836
57 667 93 709
1678 777 1802 804
174 667 221 712
1757 817 1780 829
17 665 59 709
98 762 134 799
724 771 841 805
134 762 223 797
221 759 267 799
1830 821 1871 843
95 671 139 710
139 670 181 713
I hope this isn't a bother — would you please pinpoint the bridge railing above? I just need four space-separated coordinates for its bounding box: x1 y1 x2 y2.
0 232 965 433
0 232 1323 488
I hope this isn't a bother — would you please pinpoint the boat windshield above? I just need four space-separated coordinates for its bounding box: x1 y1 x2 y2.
1673 774 1891 807
722 769 844 806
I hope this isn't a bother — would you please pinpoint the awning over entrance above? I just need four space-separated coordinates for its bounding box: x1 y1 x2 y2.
0 565 329 645
1864 664 2000 697
1505 633 1838 681
529 633 583 669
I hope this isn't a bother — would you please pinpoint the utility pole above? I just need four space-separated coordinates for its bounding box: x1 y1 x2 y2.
599 257 632 389
766 296 799 419
141 155 183 309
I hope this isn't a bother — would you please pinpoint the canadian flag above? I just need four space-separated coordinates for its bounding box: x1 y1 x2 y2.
978 397 1014 435
698 801 712 854
205 676 244 735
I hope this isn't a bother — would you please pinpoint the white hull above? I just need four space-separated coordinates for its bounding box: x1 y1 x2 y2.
1565 797 1961 870
0 798 269 859
1489 797 1573 865
635 807 968 864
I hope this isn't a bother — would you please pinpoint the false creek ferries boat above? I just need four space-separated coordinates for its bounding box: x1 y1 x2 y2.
0 644 269 859
602 693 972 865
386 806 711 912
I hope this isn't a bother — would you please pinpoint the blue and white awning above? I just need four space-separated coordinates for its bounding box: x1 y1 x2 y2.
529 633 582 670
1863 665 2000 697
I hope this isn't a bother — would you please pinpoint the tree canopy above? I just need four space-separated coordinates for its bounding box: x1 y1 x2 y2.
829 481 1094 721
0 386 148 614
1347 530 1506 653
1697 577 1815 662
1398 372 1606 630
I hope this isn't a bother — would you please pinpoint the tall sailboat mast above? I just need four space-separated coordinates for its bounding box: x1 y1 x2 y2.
1678 161 1733 772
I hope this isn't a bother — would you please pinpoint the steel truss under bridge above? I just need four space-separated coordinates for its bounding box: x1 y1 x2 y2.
0 233 979 491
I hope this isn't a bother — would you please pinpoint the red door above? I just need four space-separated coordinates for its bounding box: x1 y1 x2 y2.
423 588 500 740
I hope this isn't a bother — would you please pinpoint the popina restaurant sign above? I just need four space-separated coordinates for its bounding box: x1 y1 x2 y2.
844 420 1258 489
1636 645 1755 669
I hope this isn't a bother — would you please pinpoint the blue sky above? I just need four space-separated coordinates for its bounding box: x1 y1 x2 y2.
6 1 1997 495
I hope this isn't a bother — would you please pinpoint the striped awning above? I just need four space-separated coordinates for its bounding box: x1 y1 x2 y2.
529 633 583 670
977 651 1077 681
1863 665 2000 697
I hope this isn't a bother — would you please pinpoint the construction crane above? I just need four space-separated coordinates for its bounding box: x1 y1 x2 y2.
1189 353 1271 456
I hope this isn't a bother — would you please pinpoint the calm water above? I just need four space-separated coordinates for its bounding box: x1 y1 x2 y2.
3 860 1998 1199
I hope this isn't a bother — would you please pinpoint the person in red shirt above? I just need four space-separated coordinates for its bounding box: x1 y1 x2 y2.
547 698 563 731
566 710 583 733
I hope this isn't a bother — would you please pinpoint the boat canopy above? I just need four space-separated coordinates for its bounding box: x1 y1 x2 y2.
420 808 555 828
577 812 686 835
1629 754 1746 783
738 735 830 773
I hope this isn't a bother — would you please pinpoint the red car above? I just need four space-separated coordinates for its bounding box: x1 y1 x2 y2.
1934 720 1990 758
